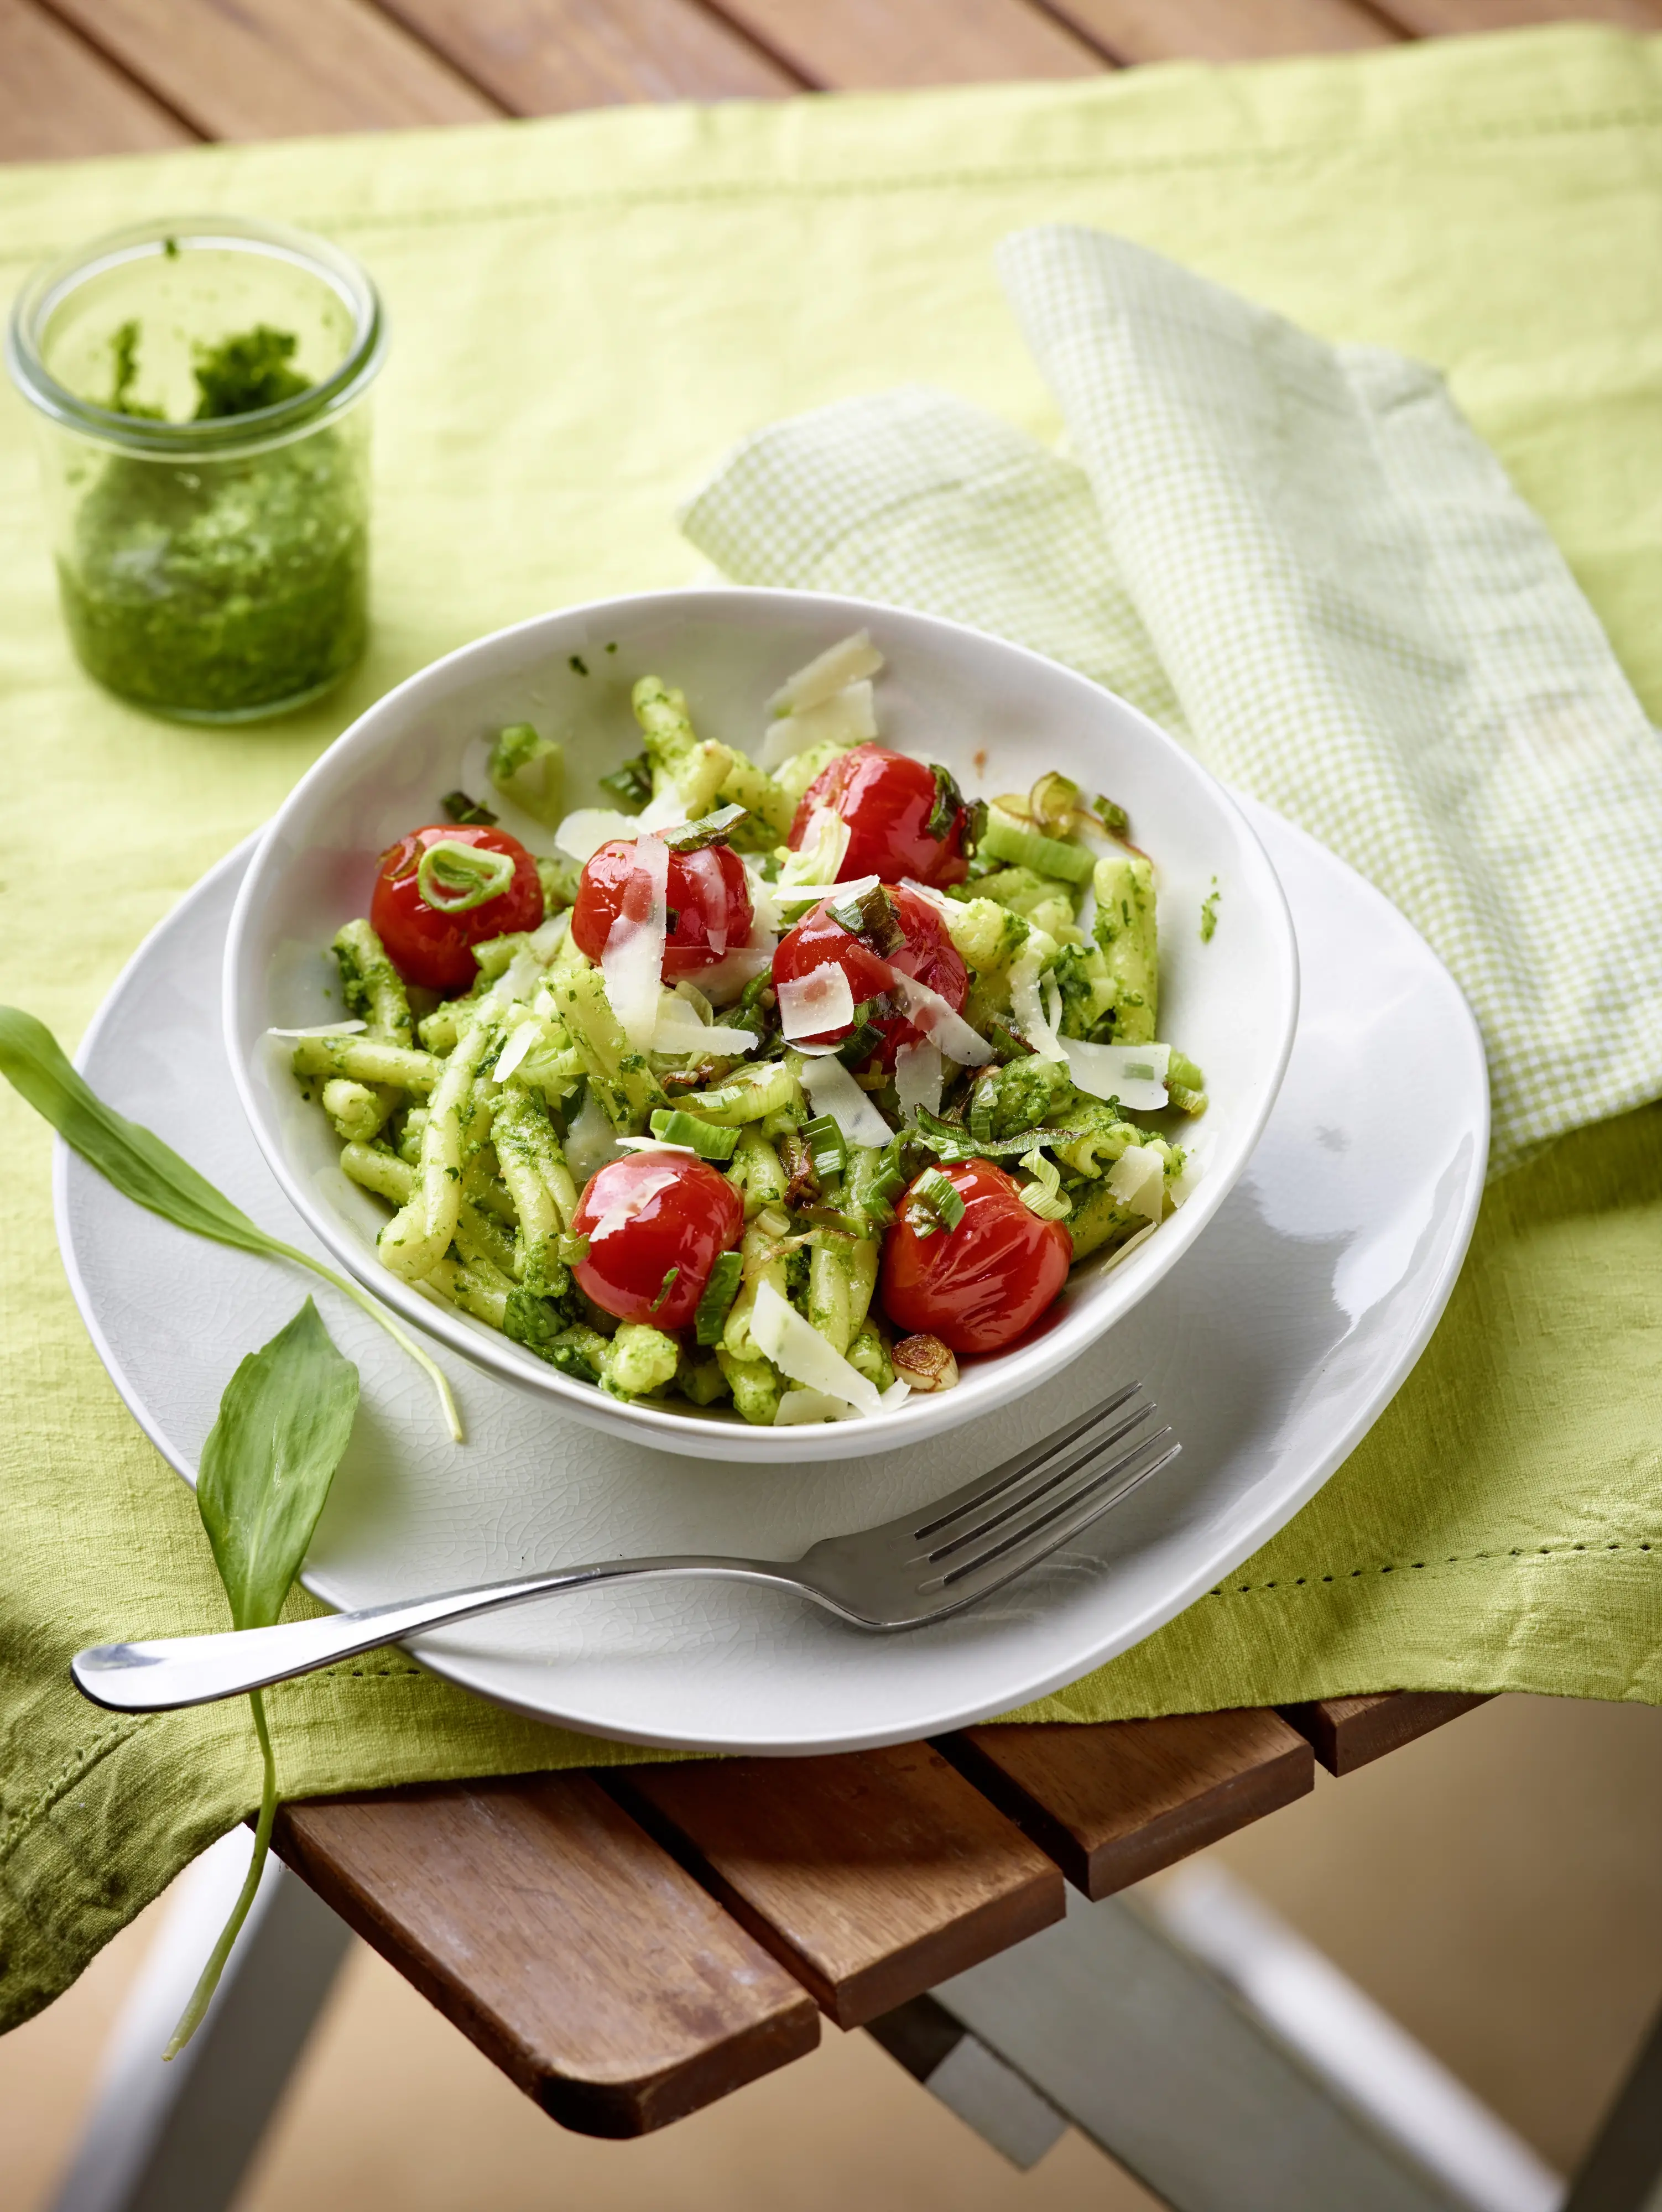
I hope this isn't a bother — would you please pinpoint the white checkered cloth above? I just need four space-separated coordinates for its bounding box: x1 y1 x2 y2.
681 226 1662 1177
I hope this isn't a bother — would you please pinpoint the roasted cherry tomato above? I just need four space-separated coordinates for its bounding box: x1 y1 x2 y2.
571 836 754 980
789 744 969 889
771 884 966 1067
369 823 543 995
881 1160 1071 1356
571 1152 744 1332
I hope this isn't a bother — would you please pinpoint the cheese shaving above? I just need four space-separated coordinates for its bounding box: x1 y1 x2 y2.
1064 1039 1170 1113
591 1161 681 1243
492 1017 542 1083
637 785 689 832
884 968 995 1067
751 1279 882 1417
797 1052 894 1147
775 873 879 909
651 999 758 1057
266 1020 367 1039
555 807 642 863
773 1387 861 1426
1102 1221 1158 1273
765 630 883 718
894 1038 944 1120
759 679 878 769
778 807 851 891
1008 948 1067 1064
614 1138 697 1156
600 834 670 1052
563 1088 621 1181
1106 1143 1166 1224
778 961 856 1041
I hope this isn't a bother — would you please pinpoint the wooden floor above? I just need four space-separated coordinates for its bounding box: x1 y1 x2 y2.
4 0 1662 165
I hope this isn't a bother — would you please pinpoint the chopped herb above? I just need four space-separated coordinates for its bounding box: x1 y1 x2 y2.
1200 877 1221 943
192 324 310 419
925 762 967 843
649 1108 739 1161
836 996 892 1068
1092 794 1130 838
488 723 564 827
163 236 179 259
665 907 681 933
598 750 654 812
441 789 498 826
829 883 904 957
661 803 747 852
694 1249 744 1345
569 654 590 676
605 640 618 654
650 1266 680 1313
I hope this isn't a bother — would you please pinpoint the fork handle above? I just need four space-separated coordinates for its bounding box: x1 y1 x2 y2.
70 1556 789 1713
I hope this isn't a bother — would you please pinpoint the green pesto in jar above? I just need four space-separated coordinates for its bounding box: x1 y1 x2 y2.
59 324 368 721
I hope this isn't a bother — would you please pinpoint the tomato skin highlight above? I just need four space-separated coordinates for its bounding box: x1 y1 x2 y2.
571 1152 744 1331
881 1160 1071 1356
369 825 543 994
571 837 754 980
771 884 966 1066
790 745 968 889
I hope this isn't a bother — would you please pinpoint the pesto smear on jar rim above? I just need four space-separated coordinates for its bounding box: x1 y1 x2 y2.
6 215 386 724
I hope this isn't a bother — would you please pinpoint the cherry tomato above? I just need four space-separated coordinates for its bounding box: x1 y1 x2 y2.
571 837 754 980
881 1160 1071 1356
369 824 543 995
771 885 966 1067
571 1152 744 1331
789 745 969 889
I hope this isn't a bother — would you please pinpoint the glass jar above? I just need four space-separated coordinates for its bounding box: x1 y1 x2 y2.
6 215 386 723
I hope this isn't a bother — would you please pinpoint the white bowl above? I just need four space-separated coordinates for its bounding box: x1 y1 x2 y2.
226 588 1298 1462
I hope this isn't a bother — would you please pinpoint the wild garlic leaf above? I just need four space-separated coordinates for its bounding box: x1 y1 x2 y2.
0 1004 462 1441
197 1298 360 1632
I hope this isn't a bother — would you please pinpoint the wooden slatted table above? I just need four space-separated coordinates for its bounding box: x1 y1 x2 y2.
4 0 1632 2147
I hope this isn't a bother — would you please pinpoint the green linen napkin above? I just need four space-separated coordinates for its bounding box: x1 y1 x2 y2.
5 25 1662 2033
682 229 1662 1177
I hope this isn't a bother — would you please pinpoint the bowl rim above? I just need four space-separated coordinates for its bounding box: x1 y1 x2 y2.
224 585 1299 1462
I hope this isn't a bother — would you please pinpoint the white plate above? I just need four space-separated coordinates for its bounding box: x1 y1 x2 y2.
223 589 1299 1460
57 801 1486 1755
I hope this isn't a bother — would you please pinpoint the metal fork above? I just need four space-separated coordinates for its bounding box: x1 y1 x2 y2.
71 1384 1178 1714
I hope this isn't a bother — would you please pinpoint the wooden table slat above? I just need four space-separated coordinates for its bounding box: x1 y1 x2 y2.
939 1708 1315 1898
1044 0 1397 62
707 0 1108 90
45 0 502 142
1373 0 1662 32
273 1774 820 2138
0 0 197 160
609 1744 1066 2028
1279 1690 1494 1775
379 0 803 112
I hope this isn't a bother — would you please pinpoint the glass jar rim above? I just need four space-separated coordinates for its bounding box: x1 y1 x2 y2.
4 213 386 457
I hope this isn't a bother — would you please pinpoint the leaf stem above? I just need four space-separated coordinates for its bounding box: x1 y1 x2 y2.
272 1240 462 1443
164 1689 277 2060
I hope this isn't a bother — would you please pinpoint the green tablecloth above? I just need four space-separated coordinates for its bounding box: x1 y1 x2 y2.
4 24 1660 2033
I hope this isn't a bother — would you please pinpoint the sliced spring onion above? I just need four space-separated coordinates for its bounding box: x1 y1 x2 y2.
694 1249 744 1345
801 1113 848 1182
796 1051 894 1148
1064 1038 1170 1112
908 1166 966 1237
416 840 517 912
977 807 1095 884
779 962 856 1041
649 1108 741 1161
1017 1147 1071 1221
749 1278 882 1416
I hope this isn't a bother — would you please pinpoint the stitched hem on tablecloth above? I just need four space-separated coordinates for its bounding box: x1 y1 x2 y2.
1210 1536 1662 1599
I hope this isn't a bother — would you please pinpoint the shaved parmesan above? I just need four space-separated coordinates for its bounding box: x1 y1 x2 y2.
1107 1143 1166 1224
765 630 883 718
1168 1139 1208 1209
751 1279 882 1417
1064 1039 1170 1113
637 785 689 832
484 947 544 1012
528 910 571 964
615 1138 697 1156
694 937 777 1005
778 961 856 1041
1008 948 1067 1063
600 835 670 1052
1102 1221 1158 1272
797 1052 894 1148
591 1161 681 1243
493 1018 542 1083
775 872 878 909
555 807 641 864
651 999 758 1057
879 1378 913 1410
773 1387 860 1426
564 1088 621 1182
884 968 995 1067
759 679 877 769
894 1037 944 1120
267 1019 367 1039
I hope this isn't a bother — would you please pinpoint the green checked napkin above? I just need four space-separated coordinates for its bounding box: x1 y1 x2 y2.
682 226 1662 1177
